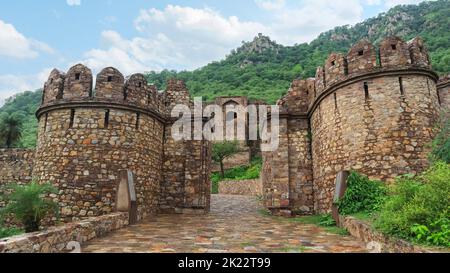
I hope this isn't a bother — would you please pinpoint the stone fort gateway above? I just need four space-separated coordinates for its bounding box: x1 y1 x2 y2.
1 36 449 224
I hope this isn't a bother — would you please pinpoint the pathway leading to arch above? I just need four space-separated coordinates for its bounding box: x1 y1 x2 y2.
82 195 368 253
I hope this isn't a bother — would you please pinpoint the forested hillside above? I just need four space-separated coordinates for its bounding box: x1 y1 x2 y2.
1 0 449 148
145 0 450 104
0 90 41 148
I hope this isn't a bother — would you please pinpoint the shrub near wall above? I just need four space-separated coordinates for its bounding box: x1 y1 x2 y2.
337 172 386 215
337 163 450 248
375 162 450 247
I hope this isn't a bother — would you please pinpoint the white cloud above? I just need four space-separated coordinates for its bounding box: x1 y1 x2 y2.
74 1 428 75
383 0 426 7
255 0 286 10
0 20 53 59
134 5 268 48
79 5 269 74
366 0 428 7
256 0 365 44
66 0 81 6
0 68 51 106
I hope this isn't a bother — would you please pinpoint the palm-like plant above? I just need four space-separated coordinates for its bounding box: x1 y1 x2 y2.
1 182 59 233
0 113 23 148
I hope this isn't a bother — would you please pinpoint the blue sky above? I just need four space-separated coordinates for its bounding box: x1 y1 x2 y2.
0 0 428 104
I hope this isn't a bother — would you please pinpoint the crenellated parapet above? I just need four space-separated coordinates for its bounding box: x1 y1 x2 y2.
290 36 437 114
277 79 313 115
42 69 65 104
38 64 190 121
165 79 192 111
63 64 93 100
124 73 157 109
408 37 431 69
346 39 377 75
379 36 411 68
324 53 347 87
95 67 125 101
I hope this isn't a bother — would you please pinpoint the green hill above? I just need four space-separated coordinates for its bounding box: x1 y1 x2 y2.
145 0 450 104
1 0 449 148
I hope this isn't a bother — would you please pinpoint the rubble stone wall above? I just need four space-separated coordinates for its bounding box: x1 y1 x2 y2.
262 36 442 214
33 107 164 222
218 179 262 196
0 212 128 253
0 149 35 184
160 81 211 214
30 64 211 223
0 149 35 208
438 76 450 112
311 74 439 212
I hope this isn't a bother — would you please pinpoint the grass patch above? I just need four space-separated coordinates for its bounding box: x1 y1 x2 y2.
351 212 374 222
241 242 256 247
276 246 309 253
289 214 350 236
324 226 350 236
211 157 262 194
0 226 23 239
258 209 272 217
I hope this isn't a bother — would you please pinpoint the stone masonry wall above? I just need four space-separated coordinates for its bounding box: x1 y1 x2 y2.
219 179 262 196
262 117 314 214
438 75 450 112
160 80 211 214
0 149 35 184
30 63 212 224
311 75 440 212
0 212 128 253
262 80 314 215
262 117 290 212
33 107 164 222
0 149 35 208
287 118 314 214
262 36 441 215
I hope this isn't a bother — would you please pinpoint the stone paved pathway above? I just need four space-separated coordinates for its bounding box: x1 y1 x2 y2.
82 195 368 253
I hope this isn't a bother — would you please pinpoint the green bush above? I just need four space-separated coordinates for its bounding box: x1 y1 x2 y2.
0 227 23 239
318 214 337 227
337 172 387 215
0 182 59 233
374 162 450 247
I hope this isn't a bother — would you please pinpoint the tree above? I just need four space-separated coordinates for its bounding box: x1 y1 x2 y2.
212 141 241 178
0 112 24 148
1 182 58 233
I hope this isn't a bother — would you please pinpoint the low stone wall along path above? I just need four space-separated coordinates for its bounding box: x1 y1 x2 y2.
82 195 368 253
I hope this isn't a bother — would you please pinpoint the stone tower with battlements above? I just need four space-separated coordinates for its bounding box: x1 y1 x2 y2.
34 65 211 222
262 36 447 215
